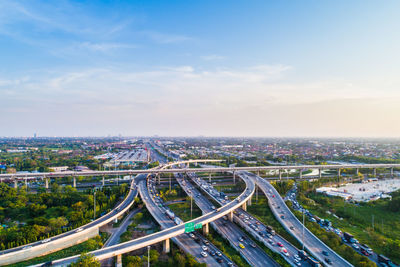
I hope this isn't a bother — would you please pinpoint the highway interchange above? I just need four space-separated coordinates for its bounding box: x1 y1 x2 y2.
187 171 310 267
4 148 385 266
176 172 279 267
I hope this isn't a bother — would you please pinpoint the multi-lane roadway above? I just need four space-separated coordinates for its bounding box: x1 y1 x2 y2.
188 171 314 267
139 175 229 266
177 173 279 267
246 171 353 267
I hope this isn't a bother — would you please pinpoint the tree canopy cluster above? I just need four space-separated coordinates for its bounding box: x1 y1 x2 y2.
0 183 128 250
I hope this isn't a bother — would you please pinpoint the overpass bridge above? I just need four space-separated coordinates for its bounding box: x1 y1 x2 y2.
30 162 255 266
1 163 399 182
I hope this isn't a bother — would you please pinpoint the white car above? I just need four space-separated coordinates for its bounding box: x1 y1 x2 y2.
201 251 208 257
75 228 84 233
202 245 208 251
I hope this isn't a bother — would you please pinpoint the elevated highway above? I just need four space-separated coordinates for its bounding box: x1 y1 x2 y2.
140 175 229 266
189 171 310 267
30 160 255 266
1 163 399 180
247 172 353 267
178 173 279 267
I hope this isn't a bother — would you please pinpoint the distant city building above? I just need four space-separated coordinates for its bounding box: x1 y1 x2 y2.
49 166 69 172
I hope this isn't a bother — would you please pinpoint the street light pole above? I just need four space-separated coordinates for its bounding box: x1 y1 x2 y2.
147 245 150 267
190 193 193 220
302 209 305 251
93 188 96 220
169 173 171 191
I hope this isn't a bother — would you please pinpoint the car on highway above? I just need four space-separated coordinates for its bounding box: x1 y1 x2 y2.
22 246 32 250
277 242 283 247
281 248 289 257
209 250 216 256
322 251 329 256
239 243 245 249
250 242 256 248
352 243 359 249
216 257 223 263
75 228 83 233
202 245 208 251
216 251 222 257
200 251 208 257
41 238 51 244
325 258 332 265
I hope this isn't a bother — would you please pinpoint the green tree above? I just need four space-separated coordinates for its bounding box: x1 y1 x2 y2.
125 255 142 267
70 253 100 267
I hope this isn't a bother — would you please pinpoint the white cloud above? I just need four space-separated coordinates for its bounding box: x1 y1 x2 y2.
2 64 400 137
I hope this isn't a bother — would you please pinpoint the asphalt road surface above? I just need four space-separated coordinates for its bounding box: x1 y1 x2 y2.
246 171 353 267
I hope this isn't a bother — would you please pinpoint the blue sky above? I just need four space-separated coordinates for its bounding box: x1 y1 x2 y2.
1 0 400 137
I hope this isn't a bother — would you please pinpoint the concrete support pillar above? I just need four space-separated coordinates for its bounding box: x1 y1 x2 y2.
14 180 18 189
25 178 28 187
242 201 247 211
115 254 122 267
356 168 359 175
299 170 303 179
338 169 341 177
195 162 198 167
374 168 377 177
319 168 322 179
247 195 252 206
228 211 234 222
202 223 209 235
157 173 160 184
163 238 170 253
256 185 258 202
209 173 211 183
45 178 49 189
73 177 76 188
391 167 394 177
102 176 105 186
279 169 282 180
257 170 260 177
233 171 236 184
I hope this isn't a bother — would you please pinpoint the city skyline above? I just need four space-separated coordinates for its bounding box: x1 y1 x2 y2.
1 1 400 137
